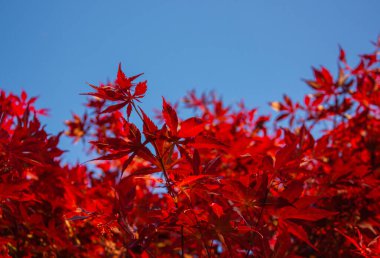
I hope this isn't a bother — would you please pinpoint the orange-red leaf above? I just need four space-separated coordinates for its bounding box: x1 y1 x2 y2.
178 117 204 138
177 175 209 188
210 202 224 218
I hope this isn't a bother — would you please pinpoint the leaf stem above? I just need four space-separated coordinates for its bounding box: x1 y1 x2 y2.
181 225 185 258
245 175 273 257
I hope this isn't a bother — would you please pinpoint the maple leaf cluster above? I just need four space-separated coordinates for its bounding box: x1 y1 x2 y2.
0 38 379 257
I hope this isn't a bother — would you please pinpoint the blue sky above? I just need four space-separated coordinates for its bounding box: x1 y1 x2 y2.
0 1 379 162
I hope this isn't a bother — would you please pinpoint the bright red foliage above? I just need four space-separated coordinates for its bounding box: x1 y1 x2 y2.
1 39 380 257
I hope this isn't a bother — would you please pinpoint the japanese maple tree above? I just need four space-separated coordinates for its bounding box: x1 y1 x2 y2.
0 38 379 257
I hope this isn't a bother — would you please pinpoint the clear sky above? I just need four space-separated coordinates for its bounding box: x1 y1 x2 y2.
0 1 379 162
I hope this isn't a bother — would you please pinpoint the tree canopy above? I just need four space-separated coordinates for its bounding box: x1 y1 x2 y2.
0 39 379 257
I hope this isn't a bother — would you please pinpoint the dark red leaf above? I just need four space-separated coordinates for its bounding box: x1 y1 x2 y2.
162 97 178 134
280 180 304 204
134 81 147 97
191 135 228 150
100 102 127 114
280 207 337 221
116 63 132 89
285 221 318 251
139 107 158 138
